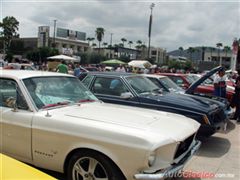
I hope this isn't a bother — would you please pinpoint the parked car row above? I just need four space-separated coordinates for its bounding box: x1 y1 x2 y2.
0 70 202 180
1 66 232 180
80 66 233 137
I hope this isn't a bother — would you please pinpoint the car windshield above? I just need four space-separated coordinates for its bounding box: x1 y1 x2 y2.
23 76 98 109
159 77 183 91
126 76 160 95
185 75 196 84
189 74 213 85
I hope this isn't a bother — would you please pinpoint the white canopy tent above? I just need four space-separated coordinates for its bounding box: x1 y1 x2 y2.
47 55 79 62
128 60 152 69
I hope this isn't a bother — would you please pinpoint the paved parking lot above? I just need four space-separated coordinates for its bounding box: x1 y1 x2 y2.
175 120 240 180
43 120 240 180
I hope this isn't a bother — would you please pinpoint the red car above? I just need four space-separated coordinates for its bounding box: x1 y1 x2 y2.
158 72 234 102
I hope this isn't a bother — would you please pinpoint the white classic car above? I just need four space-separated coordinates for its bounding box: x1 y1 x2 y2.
0 70 201 180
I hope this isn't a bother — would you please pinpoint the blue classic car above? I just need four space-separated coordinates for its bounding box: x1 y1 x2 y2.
81 71 227 137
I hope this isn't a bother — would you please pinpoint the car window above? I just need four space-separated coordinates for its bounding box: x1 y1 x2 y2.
82 74 94 87
92 77 129 96
0 79 28 110
126 76 160 95
169 76 184 85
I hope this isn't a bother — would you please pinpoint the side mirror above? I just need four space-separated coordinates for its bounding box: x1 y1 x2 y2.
5 97 18 112
120 92 133 99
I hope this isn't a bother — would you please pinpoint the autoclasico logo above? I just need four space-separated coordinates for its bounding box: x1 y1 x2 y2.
165 170 235 179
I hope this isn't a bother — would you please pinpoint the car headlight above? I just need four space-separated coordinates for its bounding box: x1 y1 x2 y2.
148 151 156 167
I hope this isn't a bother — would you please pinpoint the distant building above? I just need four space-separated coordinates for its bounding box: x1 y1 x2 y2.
149 47 167 64
92 47 140 60
168 46 232 69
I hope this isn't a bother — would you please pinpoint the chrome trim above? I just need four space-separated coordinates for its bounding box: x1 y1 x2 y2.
134 140 201 180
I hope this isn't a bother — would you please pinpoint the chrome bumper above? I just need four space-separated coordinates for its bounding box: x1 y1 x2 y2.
134 140 201 180
225 107 234 119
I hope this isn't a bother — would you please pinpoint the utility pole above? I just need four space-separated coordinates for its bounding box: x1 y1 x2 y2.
148 3 155 60
53 19 57 47
110 33 113 58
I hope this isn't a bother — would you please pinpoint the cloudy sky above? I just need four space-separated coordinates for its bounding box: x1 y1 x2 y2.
1 0 240 51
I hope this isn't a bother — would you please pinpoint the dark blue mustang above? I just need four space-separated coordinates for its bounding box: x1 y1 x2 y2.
81 71 227 137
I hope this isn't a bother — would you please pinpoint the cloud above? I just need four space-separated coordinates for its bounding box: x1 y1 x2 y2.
2 1 240 51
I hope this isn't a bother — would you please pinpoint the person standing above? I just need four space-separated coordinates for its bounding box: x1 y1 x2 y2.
56 60 68 74
115 65 126 73
232 69 240 122
73 63 81 77
213 68 226 98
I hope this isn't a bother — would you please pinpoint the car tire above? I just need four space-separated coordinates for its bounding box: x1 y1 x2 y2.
67 150 125 180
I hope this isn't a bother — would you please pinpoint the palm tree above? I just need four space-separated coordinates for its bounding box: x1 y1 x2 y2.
86 37 95 46
95 27 105 53
178 47 184 56
187 47 195 61
216 42 223 65
128 41 133 48
121 38 127 47
0 16 19 52
135 40 142 50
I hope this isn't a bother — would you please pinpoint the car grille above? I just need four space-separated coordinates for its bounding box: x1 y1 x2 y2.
174 134 195 159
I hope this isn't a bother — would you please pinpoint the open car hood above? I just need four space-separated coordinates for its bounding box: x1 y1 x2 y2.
185 66 223 94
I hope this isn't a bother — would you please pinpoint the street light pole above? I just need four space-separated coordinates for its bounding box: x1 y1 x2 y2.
53 19 57 47
148 3 155 59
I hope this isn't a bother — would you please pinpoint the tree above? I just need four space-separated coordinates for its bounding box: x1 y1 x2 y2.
187 47 195 61
95 27 105 53
128 41 133 48
216 42 223 65
92 43 97 48
0 16 19 53
135 40 142 50
178 47 184 56
121 38 127 47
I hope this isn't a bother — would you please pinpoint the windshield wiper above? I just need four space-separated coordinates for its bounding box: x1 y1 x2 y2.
42 101 70 109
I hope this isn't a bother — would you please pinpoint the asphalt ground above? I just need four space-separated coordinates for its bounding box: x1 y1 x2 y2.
40 120 240 180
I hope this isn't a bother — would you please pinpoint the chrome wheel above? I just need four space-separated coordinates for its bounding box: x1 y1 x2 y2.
72 157 108 180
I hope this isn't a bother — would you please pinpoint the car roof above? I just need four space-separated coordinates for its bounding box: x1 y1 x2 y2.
143 74 165 78
0 70 73 80
158 73 187 77
86 71 141 77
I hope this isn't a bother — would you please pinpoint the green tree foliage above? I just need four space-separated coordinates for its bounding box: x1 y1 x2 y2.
26 47 59 63
121 38 127 47
95 27 105 53
0 16 19 51
168 59 193 71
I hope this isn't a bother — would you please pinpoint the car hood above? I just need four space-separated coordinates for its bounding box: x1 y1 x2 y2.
186 66 223 94
46 102 200 143
139 92 219 113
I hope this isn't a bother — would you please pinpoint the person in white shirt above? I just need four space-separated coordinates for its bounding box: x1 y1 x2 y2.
213 68 226 98
115 65 126 73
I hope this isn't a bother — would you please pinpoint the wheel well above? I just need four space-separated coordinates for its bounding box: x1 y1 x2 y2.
63 148 126 179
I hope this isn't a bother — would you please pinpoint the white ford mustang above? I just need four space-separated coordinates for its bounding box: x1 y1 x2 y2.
0 70 201 180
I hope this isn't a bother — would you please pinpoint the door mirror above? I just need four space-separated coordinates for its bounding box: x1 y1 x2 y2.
5 97 17 111
120 92 133 99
